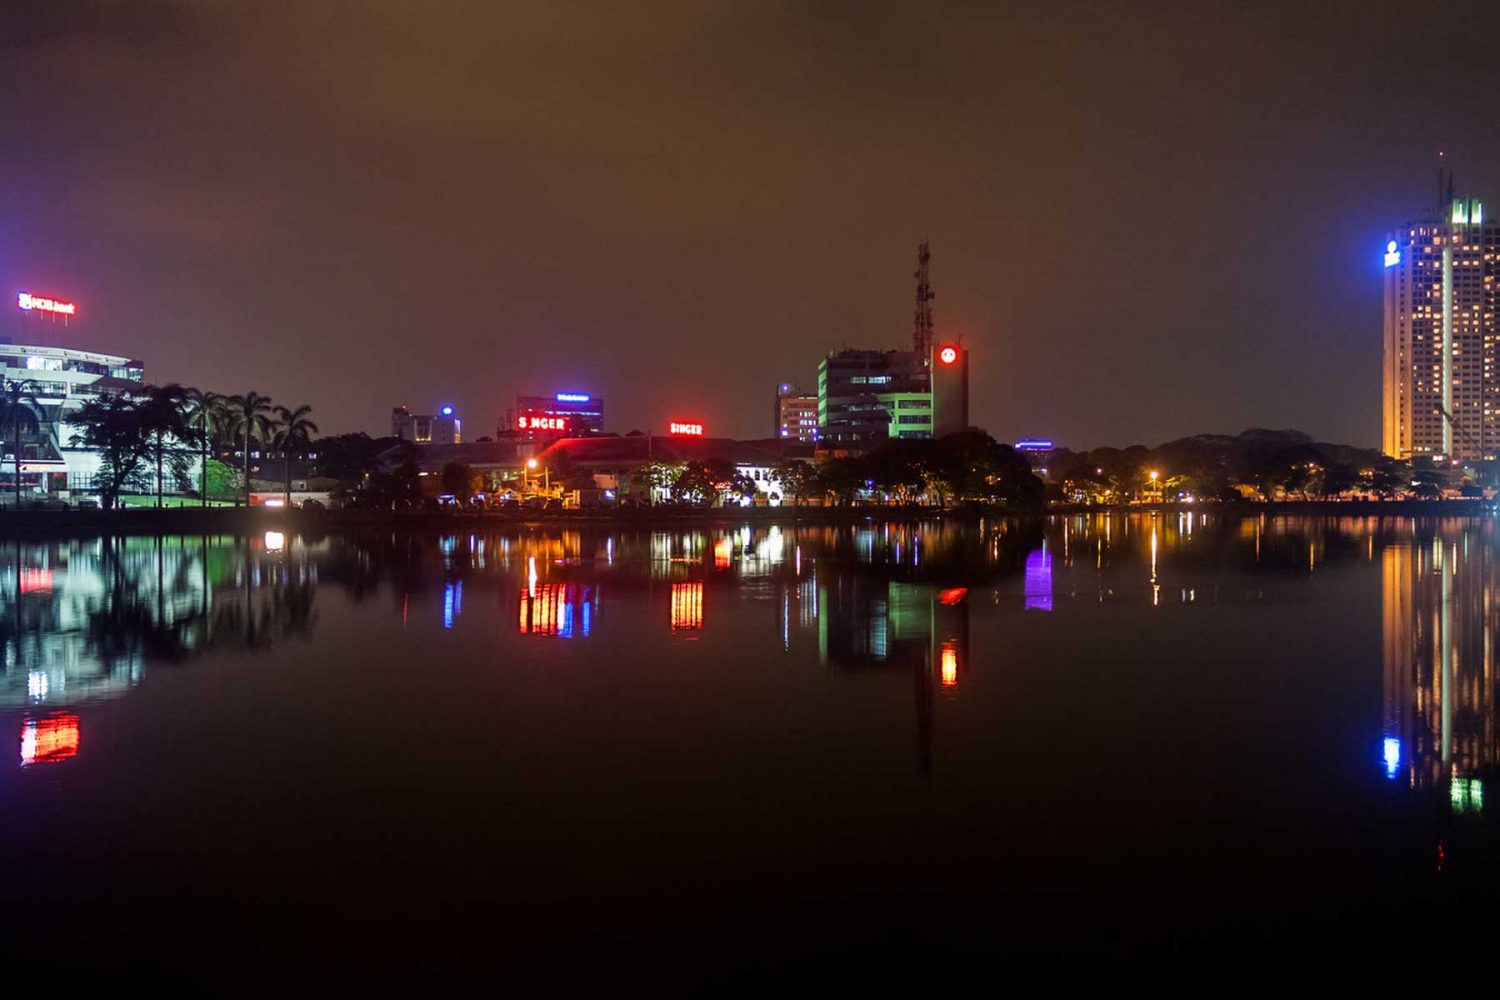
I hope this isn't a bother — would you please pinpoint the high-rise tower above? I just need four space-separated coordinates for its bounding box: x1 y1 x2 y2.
1382 180 1500 463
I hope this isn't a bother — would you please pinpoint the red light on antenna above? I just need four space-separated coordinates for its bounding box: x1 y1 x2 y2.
938 346 958 365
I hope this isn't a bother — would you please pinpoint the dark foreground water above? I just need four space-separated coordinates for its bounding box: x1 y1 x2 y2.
1 515 1496 989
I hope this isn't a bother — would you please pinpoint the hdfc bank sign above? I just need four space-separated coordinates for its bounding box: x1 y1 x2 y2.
17 292 77 316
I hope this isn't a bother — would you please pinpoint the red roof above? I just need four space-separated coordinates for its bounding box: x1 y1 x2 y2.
537 435 812 467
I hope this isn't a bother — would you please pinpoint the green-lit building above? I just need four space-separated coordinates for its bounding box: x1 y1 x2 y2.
816 348 933 448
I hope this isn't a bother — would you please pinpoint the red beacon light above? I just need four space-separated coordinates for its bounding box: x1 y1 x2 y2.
669 421 704 437
938 345 958 365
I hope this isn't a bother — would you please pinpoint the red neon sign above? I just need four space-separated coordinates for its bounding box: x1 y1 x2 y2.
518 415 567 431
938 346 958 365
20 714 80 766
669 421 704 437
17 292 77 317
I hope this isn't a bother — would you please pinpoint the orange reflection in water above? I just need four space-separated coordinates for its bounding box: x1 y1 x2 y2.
671 581 704 630
519 583 564 635
20 713 80 766
940 641 959 687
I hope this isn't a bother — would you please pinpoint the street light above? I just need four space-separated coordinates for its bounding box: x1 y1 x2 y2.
1148 469 1159 503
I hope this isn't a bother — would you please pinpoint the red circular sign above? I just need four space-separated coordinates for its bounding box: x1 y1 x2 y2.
939 346 957 364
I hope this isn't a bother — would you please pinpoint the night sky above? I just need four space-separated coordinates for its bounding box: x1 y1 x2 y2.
5 1 1500 448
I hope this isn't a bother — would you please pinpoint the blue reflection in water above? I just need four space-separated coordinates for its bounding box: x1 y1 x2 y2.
443 580 463 630
1383 737 1401 780
1024 546 1052 612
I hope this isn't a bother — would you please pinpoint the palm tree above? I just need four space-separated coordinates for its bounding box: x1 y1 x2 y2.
226 392 275 506
140 383 189 508
182 388 228 507
270 404 318 507
0 379 42 509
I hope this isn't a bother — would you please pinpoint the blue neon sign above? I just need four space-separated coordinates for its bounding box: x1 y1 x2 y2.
1383 240 1401 268
556 393 590 403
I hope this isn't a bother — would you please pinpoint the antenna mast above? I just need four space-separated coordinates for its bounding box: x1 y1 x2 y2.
913 241 934 354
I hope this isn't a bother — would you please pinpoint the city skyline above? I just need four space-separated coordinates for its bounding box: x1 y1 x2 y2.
6 3 1500 448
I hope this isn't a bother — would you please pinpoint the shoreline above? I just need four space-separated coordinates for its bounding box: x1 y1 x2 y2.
0 497 1492 536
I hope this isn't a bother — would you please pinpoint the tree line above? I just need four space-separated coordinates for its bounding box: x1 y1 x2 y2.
1050 428 1461 503
629 432 1046 509
64 384 318 509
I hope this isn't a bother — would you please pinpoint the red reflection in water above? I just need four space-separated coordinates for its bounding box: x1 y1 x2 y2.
937 587 967 606
940 641 959 687
20 713 80 766
20 568 53 594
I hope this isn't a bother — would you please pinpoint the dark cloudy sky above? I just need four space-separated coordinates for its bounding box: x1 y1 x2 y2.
4 1 1500 447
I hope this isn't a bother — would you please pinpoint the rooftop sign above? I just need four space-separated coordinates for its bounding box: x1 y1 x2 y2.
669 421 704 437
556 393 591 403
17 292 76 316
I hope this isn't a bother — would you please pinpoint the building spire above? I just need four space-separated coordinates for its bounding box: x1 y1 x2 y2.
913 241 934 354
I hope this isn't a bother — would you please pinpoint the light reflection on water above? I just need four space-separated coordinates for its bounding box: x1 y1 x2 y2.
0 516 1493 796
0 515 1497 977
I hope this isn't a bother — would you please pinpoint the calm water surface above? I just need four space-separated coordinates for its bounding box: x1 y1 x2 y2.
2 515 1496 988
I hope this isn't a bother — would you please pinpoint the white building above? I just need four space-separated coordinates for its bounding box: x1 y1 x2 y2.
0 341 145 498
1382 194 1500 462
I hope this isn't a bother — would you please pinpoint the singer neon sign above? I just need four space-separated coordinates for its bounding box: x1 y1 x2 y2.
17 292 76 316
669 421 704 437
518 415 567 431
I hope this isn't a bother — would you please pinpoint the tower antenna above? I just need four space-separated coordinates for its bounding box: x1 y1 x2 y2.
913 241 934 354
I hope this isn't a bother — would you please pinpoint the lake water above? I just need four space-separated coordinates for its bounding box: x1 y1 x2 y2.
2 515 1496 988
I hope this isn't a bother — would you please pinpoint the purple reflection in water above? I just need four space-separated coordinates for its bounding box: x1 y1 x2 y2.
1024 547 1052 612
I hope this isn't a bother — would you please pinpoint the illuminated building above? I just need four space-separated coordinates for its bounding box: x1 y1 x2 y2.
0 340 146 498
1381 185 1500 461
815 245 971 448
774 384 819 442
392 404 462 444
930 342 969 437
817 349 932 446
506 393 605 440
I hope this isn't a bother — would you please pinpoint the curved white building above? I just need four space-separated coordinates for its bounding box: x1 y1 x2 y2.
0 341 145 498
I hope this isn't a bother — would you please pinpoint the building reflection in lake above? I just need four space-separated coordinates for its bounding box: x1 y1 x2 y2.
1382 532 1498 810
671 582 704 631
2 533 323 764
